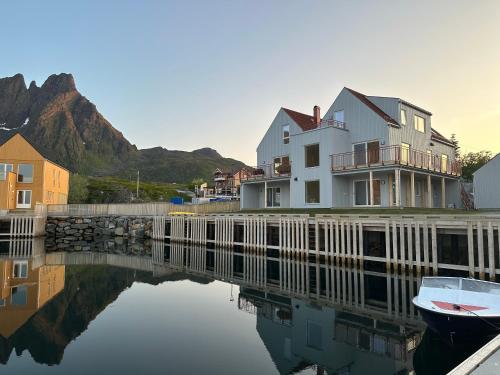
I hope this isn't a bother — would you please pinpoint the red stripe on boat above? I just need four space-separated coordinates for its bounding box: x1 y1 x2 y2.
431 301 488 311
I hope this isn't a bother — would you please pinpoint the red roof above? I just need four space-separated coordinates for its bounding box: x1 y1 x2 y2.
431 128 453 146
282 107 319 131
345 88 399 127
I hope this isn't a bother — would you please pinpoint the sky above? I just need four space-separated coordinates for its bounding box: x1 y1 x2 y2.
0 0 499 164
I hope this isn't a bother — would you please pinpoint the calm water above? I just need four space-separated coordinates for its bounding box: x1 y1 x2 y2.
0 238 487 374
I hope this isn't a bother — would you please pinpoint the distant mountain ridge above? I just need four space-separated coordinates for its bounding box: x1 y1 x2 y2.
0 73 245 183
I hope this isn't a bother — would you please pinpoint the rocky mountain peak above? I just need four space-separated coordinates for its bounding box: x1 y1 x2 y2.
38 73 76 95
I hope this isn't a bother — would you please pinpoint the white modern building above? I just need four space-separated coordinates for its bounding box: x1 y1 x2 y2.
473 154 500 209
241 87 461 209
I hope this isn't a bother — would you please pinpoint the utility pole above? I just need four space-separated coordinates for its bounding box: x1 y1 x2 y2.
136 170 140 199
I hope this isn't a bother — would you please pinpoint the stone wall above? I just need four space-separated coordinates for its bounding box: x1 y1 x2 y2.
46 216 154 247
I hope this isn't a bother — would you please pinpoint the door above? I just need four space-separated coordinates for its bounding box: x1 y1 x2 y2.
367 141 380 164
16 190 32 209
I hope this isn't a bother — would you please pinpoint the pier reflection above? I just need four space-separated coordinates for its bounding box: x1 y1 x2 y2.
0 238 478 373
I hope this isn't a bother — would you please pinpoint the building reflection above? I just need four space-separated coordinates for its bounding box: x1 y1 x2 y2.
0 238 427 372
0 239 65 340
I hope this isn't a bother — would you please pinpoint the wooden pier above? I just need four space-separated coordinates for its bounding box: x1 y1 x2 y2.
153 213 500 280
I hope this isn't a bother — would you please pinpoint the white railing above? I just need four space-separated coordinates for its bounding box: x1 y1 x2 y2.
47 201 240 217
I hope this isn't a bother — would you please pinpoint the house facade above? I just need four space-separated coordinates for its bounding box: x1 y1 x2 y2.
241 88 461 209
473 153 500 209
0 133 69 211
213 167 253 198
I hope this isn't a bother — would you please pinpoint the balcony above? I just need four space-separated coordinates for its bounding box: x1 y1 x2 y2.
241 162 292 182
331 145 461 176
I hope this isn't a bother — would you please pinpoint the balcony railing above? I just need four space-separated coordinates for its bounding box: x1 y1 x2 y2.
241 163 292 182
331 145 461 176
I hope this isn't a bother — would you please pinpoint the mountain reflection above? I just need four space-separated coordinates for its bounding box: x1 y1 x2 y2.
0 238 479 373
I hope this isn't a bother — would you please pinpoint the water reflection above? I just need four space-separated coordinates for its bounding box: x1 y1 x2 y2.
0 238 487 373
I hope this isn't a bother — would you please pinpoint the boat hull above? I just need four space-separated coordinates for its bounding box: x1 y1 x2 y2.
417 307 500 343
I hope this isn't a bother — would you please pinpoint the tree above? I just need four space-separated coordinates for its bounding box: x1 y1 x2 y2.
68 174 89 203
460 151 492 181
450 134 460 159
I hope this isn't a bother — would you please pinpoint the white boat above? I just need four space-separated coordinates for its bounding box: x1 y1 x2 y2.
412 277 500 342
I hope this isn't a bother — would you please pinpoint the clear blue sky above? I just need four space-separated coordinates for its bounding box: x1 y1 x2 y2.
1 0 499 164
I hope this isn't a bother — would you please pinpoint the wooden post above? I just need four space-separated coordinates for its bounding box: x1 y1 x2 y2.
385 222 391 270
467 221 475 277
395 170 401 207
410 172 415 208
488 221 495 281
431 223 438 275
369 170 374 206
441 177 446 208
392 221 398 270
423 222 430 274
415 222 421 272
427 175 432 208
388 174 393 207
477 221 485 280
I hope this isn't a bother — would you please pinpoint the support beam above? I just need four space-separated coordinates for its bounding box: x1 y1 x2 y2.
441 177 446 209
410 172 415 208
264 181 268 208
427 175 432 208
388 174 393 207
395 170 401 207
369 170 374 206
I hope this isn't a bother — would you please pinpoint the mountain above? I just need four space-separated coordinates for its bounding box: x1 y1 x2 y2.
0 73 245 183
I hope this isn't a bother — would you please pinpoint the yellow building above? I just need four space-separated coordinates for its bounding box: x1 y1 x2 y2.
0 258 65 338
0 133 69 210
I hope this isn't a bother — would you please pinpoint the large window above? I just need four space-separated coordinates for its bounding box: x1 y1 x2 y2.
441 154 448 173
17 164 33 183
305 144 320 168
305 180 320 204
282 125 290 144
0 163 13 180
13 261 28 278
414 115 425 133
266 187 281 208
354 180 381 206
274 156 290 175
353 141 380 165
401 143 410 164
401 109 407 125
16 190 32 209
334 110 344 123
11 286 27 306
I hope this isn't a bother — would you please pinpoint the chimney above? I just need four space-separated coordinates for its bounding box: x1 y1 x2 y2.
313 105 321 125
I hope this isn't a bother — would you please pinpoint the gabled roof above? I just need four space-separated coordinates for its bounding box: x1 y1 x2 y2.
282 107 319 131
0 132 69 171
430 128 453 146
345 88 399 127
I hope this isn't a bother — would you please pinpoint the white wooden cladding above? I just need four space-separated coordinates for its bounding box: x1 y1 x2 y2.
216 217 235 246
243 216 266 249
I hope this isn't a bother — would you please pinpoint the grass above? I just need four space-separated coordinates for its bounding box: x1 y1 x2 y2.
85 176 191 203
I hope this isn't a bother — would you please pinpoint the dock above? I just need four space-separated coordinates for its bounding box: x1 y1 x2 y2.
448 334 500 374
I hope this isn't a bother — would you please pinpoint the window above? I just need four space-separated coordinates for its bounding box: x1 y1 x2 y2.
16 190 32 209
266 187 281 208
354 180 381 206
427 150 433 170
441 154 448 173
307 321 323 350
17 164 33 183
274 156 290 175
0 163 13 180
305 180 320 204
282 125 290 144
13 261 28 278
334 110 344 123
305 144 320 168
401 143 410 164
354 141 380 165
11 286 27 306
401 109 407 125
414 115 425 133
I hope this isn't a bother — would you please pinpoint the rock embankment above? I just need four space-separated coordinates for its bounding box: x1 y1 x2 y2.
46 216 153 248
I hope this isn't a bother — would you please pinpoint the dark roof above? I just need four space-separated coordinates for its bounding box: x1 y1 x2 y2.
282 107 319 131
431 128 453 146
345 88 399 126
